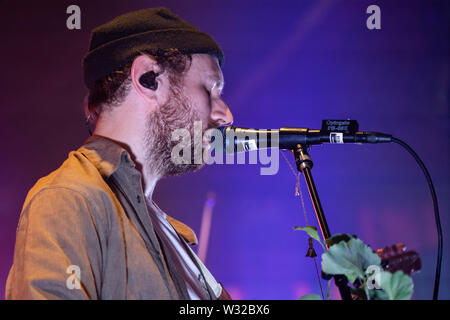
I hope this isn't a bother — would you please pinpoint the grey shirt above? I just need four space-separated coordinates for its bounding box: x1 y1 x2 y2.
5 135 218 300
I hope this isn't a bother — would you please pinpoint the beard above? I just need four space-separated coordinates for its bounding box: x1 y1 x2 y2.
143 86 213 178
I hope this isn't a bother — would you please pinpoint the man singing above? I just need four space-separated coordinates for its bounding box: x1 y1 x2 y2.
6 7 233 300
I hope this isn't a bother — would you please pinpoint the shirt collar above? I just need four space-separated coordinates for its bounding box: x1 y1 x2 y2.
78 135 136 179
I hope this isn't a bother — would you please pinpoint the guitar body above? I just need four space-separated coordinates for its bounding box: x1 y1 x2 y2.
375 243 422 275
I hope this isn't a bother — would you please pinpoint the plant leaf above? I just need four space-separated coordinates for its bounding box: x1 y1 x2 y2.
349 237 381 271
298 294 322 300
379 270 414 300
321 240 360 283
294 226 325 250
326 279 332 300
321 238 381 284
370 289 389 300
325 233 353 247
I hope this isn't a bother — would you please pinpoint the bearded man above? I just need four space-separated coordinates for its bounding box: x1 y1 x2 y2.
6 7 233 300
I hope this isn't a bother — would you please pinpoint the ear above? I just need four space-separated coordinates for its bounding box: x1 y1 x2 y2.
130 54 162 103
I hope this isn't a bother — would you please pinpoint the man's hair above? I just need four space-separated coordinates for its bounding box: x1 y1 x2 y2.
87 48 192 117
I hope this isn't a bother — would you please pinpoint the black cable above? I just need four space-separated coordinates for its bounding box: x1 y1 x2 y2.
313 257 325 300
391 137 442 300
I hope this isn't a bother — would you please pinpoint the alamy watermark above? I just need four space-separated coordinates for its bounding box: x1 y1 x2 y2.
66 265 81 290
366 5 381 30
65 5 381 32
366 265 382 290
66 5 81 30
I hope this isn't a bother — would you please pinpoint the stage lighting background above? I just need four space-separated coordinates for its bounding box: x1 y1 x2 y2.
0 0 448 299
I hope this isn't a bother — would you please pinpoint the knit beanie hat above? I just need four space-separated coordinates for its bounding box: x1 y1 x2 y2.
83 7 224 89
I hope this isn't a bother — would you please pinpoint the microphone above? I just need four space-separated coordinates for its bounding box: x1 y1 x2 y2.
214 120 392 153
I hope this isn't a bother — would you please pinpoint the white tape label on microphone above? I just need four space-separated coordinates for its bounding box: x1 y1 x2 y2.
329 132 344 144
244 139 258 151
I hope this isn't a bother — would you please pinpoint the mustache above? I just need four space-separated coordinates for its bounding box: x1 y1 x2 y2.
207 119 222 131
180 118 221 133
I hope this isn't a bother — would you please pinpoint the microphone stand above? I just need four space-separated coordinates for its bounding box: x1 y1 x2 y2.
292 144 353 300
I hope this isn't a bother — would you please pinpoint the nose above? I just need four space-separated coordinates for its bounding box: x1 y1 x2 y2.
210 98 233 127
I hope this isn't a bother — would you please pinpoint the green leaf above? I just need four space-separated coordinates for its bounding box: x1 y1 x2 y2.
298 294 322 300
370 289 389 300
321 241 359 283
379 270 414 300
326 279 332 300
321 238 381 284
294 226 325 250
349 237 381 272
325 233 353 247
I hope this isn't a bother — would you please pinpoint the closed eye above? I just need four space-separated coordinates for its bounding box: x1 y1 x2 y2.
205 87 211 97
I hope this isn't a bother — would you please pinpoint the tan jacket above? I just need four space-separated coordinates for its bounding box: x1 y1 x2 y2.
6 135 219 300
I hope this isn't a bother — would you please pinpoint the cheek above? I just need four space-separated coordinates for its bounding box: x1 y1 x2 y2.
156 76 172 107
